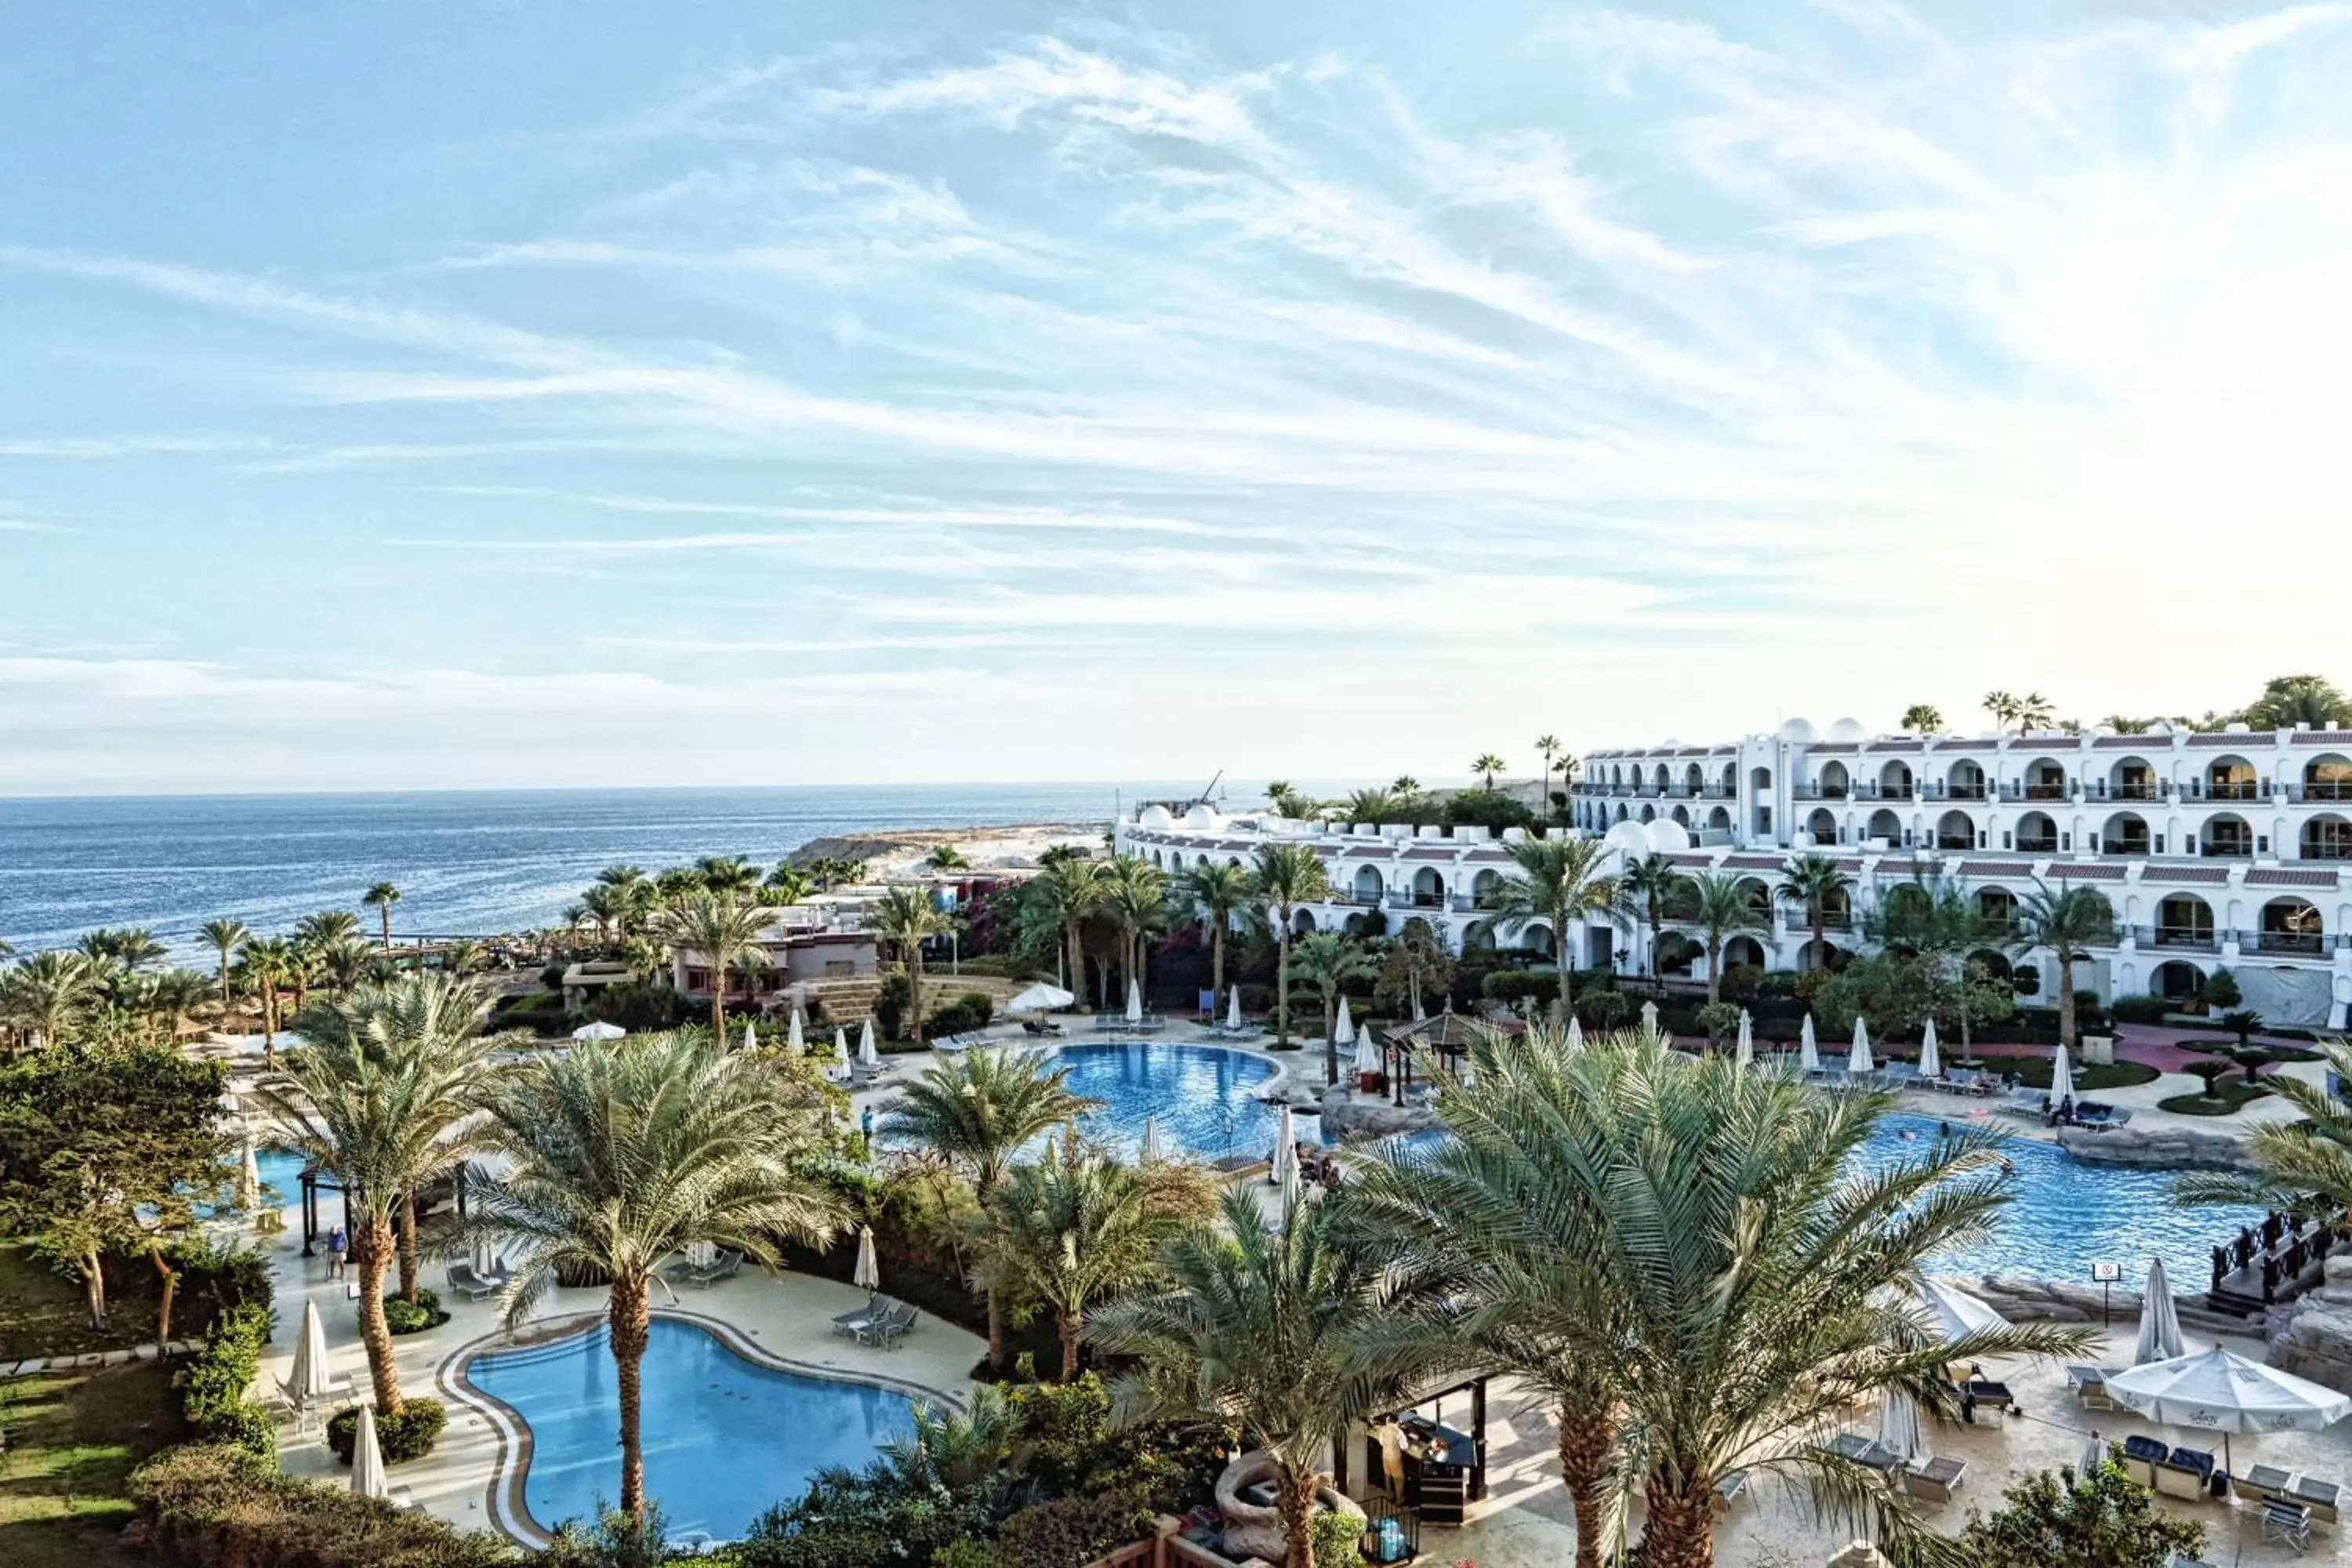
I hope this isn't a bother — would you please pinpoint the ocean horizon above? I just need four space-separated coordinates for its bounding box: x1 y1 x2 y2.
0 780 1297 958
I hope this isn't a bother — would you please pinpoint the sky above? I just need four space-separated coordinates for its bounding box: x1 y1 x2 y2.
7 2 2352 796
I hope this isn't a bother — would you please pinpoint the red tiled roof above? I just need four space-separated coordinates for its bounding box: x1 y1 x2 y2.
1401 847 1457 862
2143 866 2230 884
2049 864 2127 880
1722 855 1784 869
1806 742 1859 754
1958 860 2034 877
2094 735 2158 748
1871 740 1926 753
2189 732 2274 747
2294 731 2352 746
2247 868 2342 887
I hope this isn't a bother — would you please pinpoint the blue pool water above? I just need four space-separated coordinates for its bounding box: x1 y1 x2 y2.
468 1317 916 1541
253 1146 307 1200
1053 1041 1286 1160
1382 1114 2263 1289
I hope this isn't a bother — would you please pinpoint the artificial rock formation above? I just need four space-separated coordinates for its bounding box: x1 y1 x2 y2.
2056 1123 2259 1173
1212 1450 1365 1563
2268 1253 2352 1394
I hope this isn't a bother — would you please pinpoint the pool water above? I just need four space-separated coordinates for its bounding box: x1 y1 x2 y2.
253 1145 307 1200
1382 1113 2262 1289
1052 1041 1286 1161
468 1317 916 1541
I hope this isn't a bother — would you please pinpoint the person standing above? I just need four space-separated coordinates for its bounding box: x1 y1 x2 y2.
327 1223 348 1281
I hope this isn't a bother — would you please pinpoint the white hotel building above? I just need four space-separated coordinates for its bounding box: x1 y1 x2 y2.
1115 719 2352 1029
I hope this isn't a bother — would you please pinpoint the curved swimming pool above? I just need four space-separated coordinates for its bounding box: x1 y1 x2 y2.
1385 1113 2263 1289
466 1317 918 1542
1052 1040 1286 1161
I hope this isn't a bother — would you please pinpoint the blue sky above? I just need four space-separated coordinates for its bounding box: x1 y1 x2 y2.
8 2 2352 794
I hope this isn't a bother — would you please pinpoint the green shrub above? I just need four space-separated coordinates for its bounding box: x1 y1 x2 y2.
989 1492 1155 1568
2109 996 2174 1025
2184 1060 2234 1093
932 1542 996 1568
2232 1047 2274 1082
925 991 996 1036
380 1287 448 1336
2199 970 2242 1010
1479 970 1558 1004
326 1398 447 1465
1695 1002 1744 1044
1311 1506 1368 1568
176 1301 275 1461
1577 991 1636 1029
1952 1453 2201 1566
127 1442 513 1567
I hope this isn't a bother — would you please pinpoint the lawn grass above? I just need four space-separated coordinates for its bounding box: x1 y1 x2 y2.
0 1245 167 1361
2158 1079 2275 1116
1957 1051 2160 1091
0 1360 187 1568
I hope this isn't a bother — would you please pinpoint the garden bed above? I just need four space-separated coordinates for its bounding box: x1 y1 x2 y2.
1944 1053 2159 1092
2157 1080 2274 1117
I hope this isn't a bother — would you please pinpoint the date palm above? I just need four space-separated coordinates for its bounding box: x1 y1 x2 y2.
869 885 951 1044
440 938 488 978
579 883 633 947
235 936 296 1064
1470 753 1506 791
469 1033 842 1523
695 855 761 898
764 864 814 903
1617 853 1684 982
1104 856 1169 1002
1249 843 1330 1051
655 893 771 1042
1030 857 1111 1000
361 882 401 950
1341 786 1398 823
1 950 101 1048
1774 855 1855 972
199 919 249 1007
1490 837 1624 1018
80 927 167 971
146 968 210 1046
1290 932 1375 1085
982 1147 1211 1380
2010 880 2114 1048
1685 872 1768 1004
1262 779 1316 818
1899 703 1943 735
260 973 499 1410
1174 859 1252 999
316 937 372 992
1088 1189 1420 1568
2177 1036 2352 1223
1534 733 1561 803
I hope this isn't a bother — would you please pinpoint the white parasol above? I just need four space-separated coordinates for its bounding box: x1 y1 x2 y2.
2079 1434 2109 1481
1917 1278 2009 1344
350 1404 389 1499
1566 1015 1583 1050
1457 1051 1476 1091
858 1025 882 1072
1124 978 1144 1025
570 1020 626 1041
1875 1388 1925 1467
1413 996 1427 1022
1734 1010 1752 1070
1334 997 1355 1047
238 1141 262 1210
788 1006 805 1051
1799 1013 1819 1073
1639 1000 1661 1040
291 1299 333 1407
741 1020 757 1052
1272 1105 1298 1197
2104 1345 2352 1481
1009 982 1076 1014
1918 1018 1940 1078
1138 1116 1168 1163
832 1027 851 1080
2135 1258 2185 1365
853 1225 880 1291
1848 1017 1874 1075
1227 986 1243 1029
1353 1030 1384 1080
2050 1046 2076 1106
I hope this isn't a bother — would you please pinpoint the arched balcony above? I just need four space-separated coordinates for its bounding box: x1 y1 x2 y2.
1878 760 1914 798
2303 814 2352 862
2103 756 2163 803
2102 811 2150 856
2153 893 2216 952
1683 763 1704 796
2256 897 2325 956
1409 866 1446 909
1469 869 1503 909
1974 887 2016 936
2013 757 2070 801
1945 760 1987 801
1805 807 1838 843
1707 805 1733 831
1349 865 1385 906
1866 808 1902 844
2201 756 2262 803
2198 813 2255 858
1734 877 1773 920
2013 811 2058 855
1803 760 1849 800
2303 754 2352 803
1934 809 1977 850
1653 764 1671 794
2151 959 2205 1000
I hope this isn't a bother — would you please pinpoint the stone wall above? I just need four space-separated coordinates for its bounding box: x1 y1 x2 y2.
2268 1253 2352 1393
2055 1123 2259 1172
1317 1084 1438 1142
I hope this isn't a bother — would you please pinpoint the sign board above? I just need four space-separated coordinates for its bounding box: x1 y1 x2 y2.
2089 1261 2122 1283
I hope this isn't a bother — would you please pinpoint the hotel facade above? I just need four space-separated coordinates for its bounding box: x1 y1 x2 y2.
1115 718 2352 1029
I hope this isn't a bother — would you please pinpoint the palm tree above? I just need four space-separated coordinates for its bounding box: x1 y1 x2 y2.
1534 734 1561 803
198 918 249 1007
2245 673 2352 731
440 939 488 978
2013 691 2056 732
655 893 771 1042
924 844 969 872
1489 837 1623 1018
1685 872 1767 1004
695 855 762 898
1249 843 1331 1051
869 886 951 1044
1030 857 1111 1000
236 936 296 1064
1173 859 1252 1000
982 1148 1210 1380
764 864 814 902
0 950 100 1047
1103 857 1169 1003
1263 779 1317 818
316 937 372 992
1089 1190 1419 1568
2010 880 2114 1048
146 968 210 1046
470 1034 842 1522
1899 703 1943 734
1774 855 1855 972
1290 933 1374 1085
579 883 633 947
2177 1036 2352 1221
81 927 167 970
362 883 401 950
260 973 499 1409
1617 853 1684 982
1981 691 2019 732
1470 753 1506 791
1341 786 1398 823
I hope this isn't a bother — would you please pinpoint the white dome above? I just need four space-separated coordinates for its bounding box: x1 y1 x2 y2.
1138 804 1174 829
1182 803 1220 829
1780 717 1818 744
1827 717 1867 742
1603 820 1653 855
1643 818 1692 854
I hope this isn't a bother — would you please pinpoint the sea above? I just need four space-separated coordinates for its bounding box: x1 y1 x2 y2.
0 782 1250 960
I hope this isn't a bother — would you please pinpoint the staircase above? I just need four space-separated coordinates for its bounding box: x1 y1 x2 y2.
797 976 882 1025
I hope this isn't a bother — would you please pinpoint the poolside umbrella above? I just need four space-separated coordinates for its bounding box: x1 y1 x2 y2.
1272 1105 1298 1191
2103 1345 2352 1483
741 1020 757 1052
1848 1018 1874 1075
1138 1116 1168 1164
687 1240 716 1269
1918 1018 1941 1079
1799 1014 1819 1073
472 1234 503 1280
1566 1016 1584 1051
1413 996 1427 1022
291 1299 333 1409
238 1140 262 1210
1875 1388 1925 1467
858 1027 882 1073
350 1404 388 1500
1124 978 1144 1025
1334 997 1355 1047
1353 1030 1384 1080
1010 982 1074 1014
852 1225 880 1291
571 1020 626 1041
1734 1010 1753 1070
1918 1278 2009 1344
2136 1258 2185 1366
2079 1434 2109 1481
1227 987 1243 1029
2050 1046 2076 1106
832 1027 851 1080
1640 1000 1661 1040
788 1006 805 1051
1457 1051 1476 1091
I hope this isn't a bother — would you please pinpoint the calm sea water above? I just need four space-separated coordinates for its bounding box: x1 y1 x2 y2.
0 782 1235 957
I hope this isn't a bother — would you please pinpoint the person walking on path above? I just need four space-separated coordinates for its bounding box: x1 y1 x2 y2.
328 1223 348 1281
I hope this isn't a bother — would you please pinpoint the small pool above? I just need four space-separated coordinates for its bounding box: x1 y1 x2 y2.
1052 1041 1287 1161
1378 1113 2263 1289
253 1145 308 1200
467 1318 916 1542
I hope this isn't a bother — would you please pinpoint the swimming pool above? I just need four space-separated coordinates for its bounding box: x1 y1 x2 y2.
466 1317 917 1542
1052 1041 1287 1161
253 1145 307 1200
1382 1113 2263 1289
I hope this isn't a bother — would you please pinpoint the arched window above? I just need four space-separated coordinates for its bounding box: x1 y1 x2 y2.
2154 894 2214 949
1806 808 1838 842
2201 813 2254 858
2303 815 2352 861
1934 809 1976 850
2259 898 2324 955
2102 812 2149 855
2014 811 2058 854
1866 808 1902 843
2305 754 2352 802
1878 760 1913 797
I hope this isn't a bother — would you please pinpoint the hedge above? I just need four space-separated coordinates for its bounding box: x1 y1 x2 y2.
381 1287 448 1336
327 1398 448 1465
126 1443 512 1568
176 1301 275 1462
925 990 996 1037
987 1491 1157 1568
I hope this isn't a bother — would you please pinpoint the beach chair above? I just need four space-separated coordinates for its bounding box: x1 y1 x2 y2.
832 1292 885 1338
2289 1475 2339 1526
692 1249 743 1288
2263 1498 2314 1551
1998 1088 2046 1118
445 1263 501 1301
1904 1455 1968 1503
2067 1364 2117 1410
855 1299 916 1349
1711 1471 1748 1509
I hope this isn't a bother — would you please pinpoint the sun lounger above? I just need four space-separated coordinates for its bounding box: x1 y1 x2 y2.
2067 1364 2118 1410
855 1299 916 1349
2263 1498 2314 1548
682 1248 742 1288
1711 1471 1748 1508
832 1292 886 1338
1818 1432 1900 1472
1998 1088 2046 1118
2289 1475 2339 1526
445 1263 502 1301
1904 1455 1967 1503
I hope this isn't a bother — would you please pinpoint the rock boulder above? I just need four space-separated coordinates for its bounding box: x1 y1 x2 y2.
2056 1123 2258 1172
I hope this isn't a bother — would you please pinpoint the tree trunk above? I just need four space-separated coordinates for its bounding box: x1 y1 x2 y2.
1649 909 1662 982
1556 902 1575 1022
216 956 230 1007
1811 910 1827 972
1707 943 1723 1004
81 1248 106 1328
908 949 925 1046
262 987 277 1066
710 982 725 1044
1210 923 1225 1000
1323 995 1339 1085
1639 1472 1715 1568
355 1214 404 1414
985 1288 1005 1370
398 1190 420 1304
1277 1463 1319 1568
1058 1308 1082 1381
611 1275 652 1519
149 1242 180 1346
2057 953 2077 1047
1276 927 1292 1048
379 906 393 951
1556 1406 1617 1568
